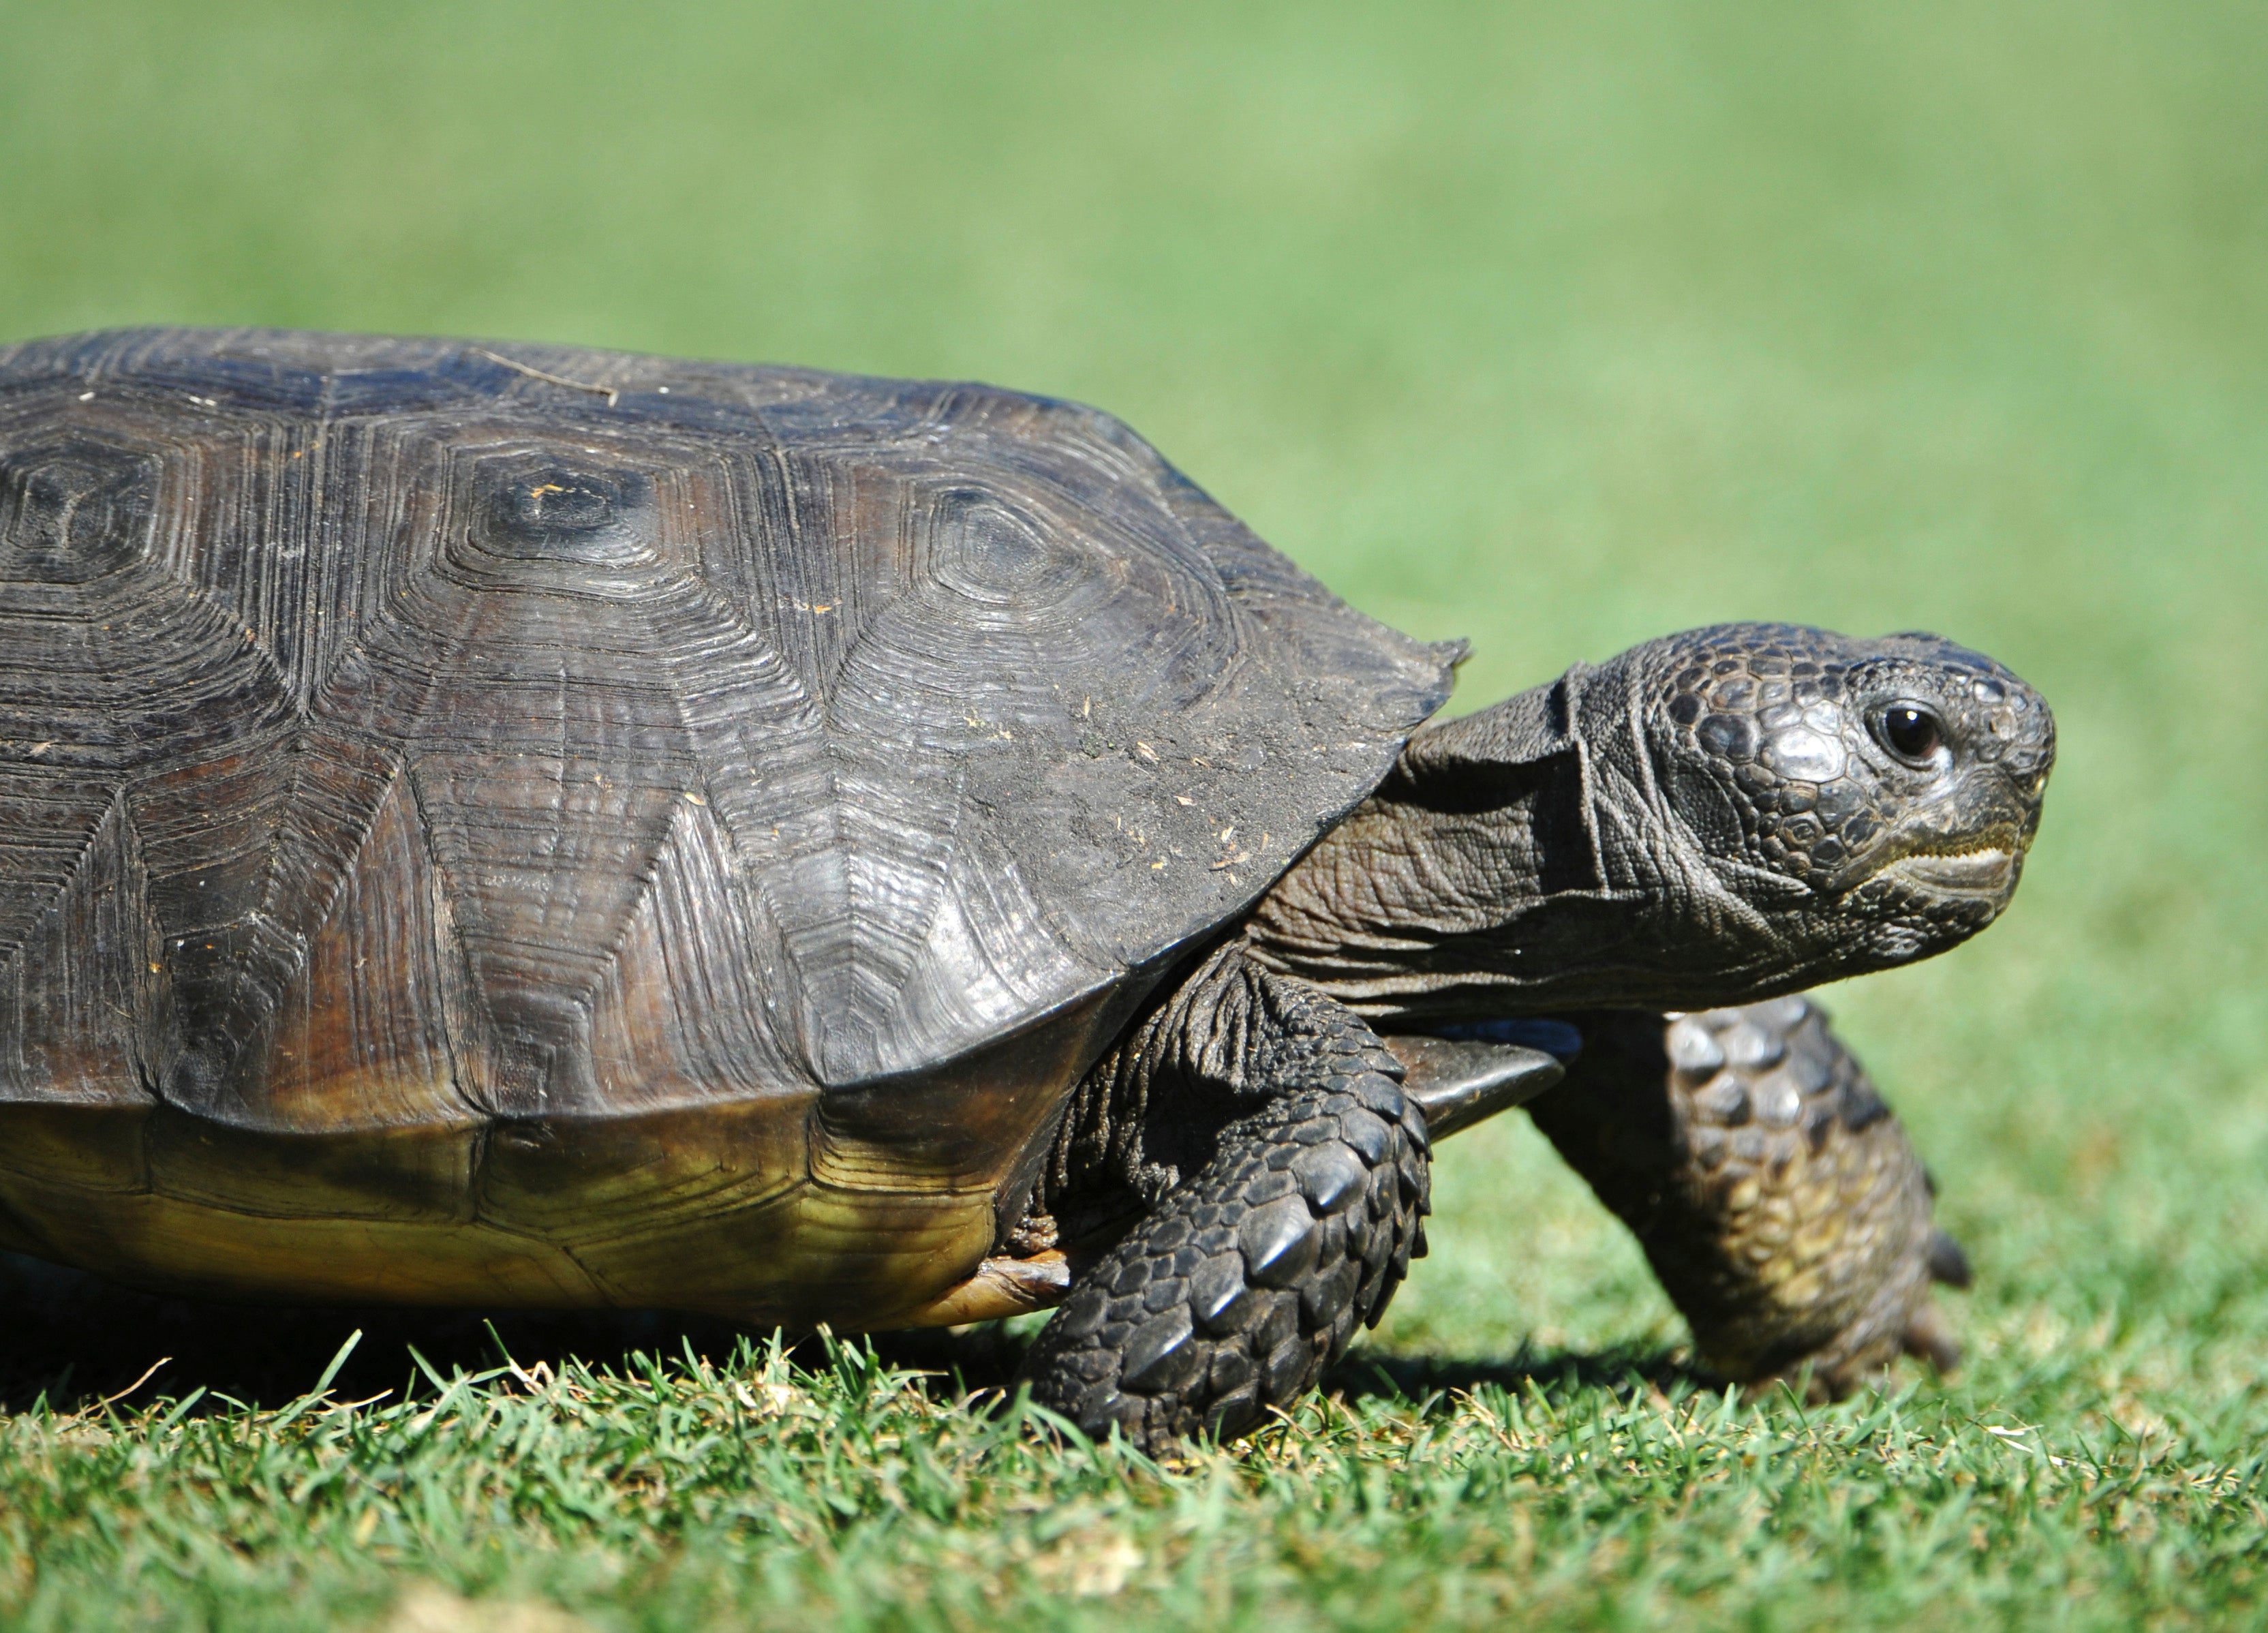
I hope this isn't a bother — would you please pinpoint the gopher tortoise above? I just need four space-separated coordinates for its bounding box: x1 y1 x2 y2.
0 329 2053 1447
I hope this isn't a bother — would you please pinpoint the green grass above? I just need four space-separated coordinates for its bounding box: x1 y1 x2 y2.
2 1 2266 1626
3 1317 2263 1633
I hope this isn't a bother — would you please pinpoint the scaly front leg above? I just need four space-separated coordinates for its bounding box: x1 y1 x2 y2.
1529 995 1969 1396
1020 947 1432 1451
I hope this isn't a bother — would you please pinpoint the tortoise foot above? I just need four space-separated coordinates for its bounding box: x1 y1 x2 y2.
1533 995 1972 1399
1020 1074 1430 1454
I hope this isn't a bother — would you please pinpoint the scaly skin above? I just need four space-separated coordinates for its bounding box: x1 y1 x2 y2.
1022 948 1430 1450
1529 996 1967 1396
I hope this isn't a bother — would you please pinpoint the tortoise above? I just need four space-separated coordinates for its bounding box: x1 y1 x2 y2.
0 329 2053 1447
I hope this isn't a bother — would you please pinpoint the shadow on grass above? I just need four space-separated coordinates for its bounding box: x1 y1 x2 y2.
0 1253 766 1415
0 1251 1698 1420
0 1252 1046 1415
1324 1345 1706 1406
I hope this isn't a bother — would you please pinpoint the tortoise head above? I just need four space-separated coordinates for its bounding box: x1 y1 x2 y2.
1246 622 2053 1020
1591 622 2055 982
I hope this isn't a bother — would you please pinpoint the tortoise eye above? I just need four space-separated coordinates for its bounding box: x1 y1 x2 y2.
1876 704 1946 764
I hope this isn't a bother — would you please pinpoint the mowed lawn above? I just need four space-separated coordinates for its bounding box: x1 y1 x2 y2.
2 3 2265 1628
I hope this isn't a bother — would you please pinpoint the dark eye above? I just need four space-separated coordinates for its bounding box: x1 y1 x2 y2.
1877 704 1946 764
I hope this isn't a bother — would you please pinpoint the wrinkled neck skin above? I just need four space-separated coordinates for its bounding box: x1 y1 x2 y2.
1241 628 2049 1025
1245 662 1771 1022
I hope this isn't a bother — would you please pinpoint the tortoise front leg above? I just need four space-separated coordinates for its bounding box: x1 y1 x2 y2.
1527 995 1968 1396
1020 954 1430 1451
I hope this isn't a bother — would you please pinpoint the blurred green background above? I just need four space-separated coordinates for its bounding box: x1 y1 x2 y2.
1 1 2265 1621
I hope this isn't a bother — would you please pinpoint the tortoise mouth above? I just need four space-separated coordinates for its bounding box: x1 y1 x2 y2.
1830 818 2030 900
1871 846 2018 898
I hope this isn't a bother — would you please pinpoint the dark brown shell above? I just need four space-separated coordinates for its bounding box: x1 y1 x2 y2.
0 329 1456 1323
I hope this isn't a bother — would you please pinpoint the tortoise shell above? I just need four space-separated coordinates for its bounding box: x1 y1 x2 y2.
0 329 1456 1327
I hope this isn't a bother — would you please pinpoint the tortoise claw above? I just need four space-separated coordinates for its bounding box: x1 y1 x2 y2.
1901 1296 1963 1374
1925 1227 1974 1289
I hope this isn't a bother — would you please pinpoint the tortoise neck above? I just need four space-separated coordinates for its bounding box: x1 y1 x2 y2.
1242 671 1599 1019
1241 659 1787 1024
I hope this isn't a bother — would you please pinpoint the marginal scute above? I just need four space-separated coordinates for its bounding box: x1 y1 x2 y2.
259 759 462 1131
0 783 157 1108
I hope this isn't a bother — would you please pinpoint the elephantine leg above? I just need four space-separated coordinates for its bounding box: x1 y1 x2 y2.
1020 953 1430 1451
1529 995 1967 1396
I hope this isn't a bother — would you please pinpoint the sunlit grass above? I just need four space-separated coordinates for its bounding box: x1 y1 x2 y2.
3 1315 2261 1632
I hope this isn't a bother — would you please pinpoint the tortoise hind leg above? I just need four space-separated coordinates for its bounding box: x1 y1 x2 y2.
1528 994 1966 1397
1020 957 1430 1451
